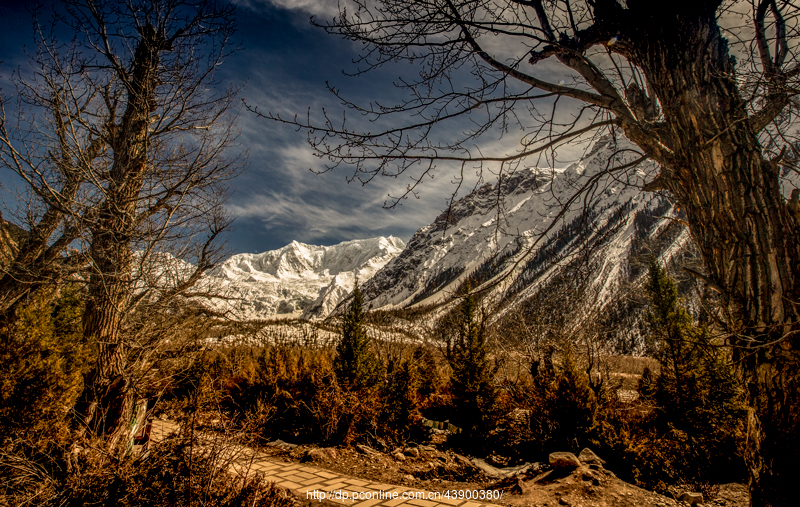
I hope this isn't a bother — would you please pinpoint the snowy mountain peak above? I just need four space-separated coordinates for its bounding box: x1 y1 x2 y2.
206 236 405 320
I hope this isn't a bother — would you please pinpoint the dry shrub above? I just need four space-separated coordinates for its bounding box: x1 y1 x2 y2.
0 434 299 506
177 341 439 448
0 285 89 448
215 345 386 446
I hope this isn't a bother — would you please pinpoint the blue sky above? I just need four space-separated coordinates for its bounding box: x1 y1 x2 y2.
0 0 600 255
0 0 476 254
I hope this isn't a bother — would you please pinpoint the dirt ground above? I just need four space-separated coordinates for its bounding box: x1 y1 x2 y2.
257 436 749 507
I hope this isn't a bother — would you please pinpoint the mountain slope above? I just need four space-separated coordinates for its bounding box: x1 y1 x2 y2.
359 136 666 311
356 135 800 344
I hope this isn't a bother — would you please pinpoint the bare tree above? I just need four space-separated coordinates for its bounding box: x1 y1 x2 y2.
259 1 800 504
0 0 242 451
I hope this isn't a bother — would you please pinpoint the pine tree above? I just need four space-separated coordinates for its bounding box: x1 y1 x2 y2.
446 283 498 437
334 285 380 390
383 359 427 443
526 344 597 455
547 345 596 450
643 258 746 487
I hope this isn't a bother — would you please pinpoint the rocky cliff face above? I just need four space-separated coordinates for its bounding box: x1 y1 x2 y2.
348 135 800 347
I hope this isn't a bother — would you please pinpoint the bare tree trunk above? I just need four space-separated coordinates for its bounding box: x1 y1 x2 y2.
622 12 800 506
80 26 167 450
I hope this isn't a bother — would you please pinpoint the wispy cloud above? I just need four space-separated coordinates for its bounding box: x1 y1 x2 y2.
235 0 341 19
228 184 436 245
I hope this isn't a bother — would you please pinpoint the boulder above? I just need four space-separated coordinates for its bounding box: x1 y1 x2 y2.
393 452 406 461
678 491 704 505
303 449 327 462
548 452 582 470
404 447 420 458
578 448 606 466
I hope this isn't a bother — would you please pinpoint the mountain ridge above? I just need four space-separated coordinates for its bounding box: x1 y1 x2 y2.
205 236 405 320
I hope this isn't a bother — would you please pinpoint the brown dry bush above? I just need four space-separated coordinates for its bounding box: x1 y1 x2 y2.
206 345 385 446
0 285 90 449
0 434 299 506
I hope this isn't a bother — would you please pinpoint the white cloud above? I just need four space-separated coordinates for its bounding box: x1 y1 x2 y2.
227 186 434 243
235 0 342 19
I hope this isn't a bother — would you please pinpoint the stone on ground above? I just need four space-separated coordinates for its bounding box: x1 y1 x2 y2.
549 452 582 470
578 447 606 466
678 491 704 505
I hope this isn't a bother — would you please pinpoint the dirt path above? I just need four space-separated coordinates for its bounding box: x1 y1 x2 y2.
149 420 502 507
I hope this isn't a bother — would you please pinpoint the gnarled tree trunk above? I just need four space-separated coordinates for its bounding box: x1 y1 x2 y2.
618 7 800 505
80 25 169 451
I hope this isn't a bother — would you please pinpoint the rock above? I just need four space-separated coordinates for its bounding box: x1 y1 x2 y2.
578 448 606 466
356 444 379 455
393 452 406 461
510 478 529 495
549 452 582 470
454 453 471 464
269 439 297 449
404 447 420 458
678 492 704 505
420 445 436 451
303 448 330 462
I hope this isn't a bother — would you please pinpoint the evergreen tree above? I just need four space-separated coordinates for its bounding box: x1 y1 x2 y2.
643 258 746 487
446 283 498 437
383 359 428 443
547 346 596 450
527 344 597 455
334 285 380 390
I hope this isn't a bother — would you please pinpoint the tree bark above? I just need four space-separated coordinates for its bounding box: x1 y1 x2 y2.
80 25 168 450
616 7 800 506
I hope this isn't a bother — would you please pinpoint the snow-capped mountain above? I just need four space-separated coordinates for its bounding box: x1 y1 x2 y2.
356 135 800 329
203 136 799 326
357 136 663 311
205 236 405 320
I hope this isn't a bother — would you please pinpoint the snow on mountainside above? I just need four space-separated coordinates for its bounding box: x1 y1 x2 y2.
197 136 799 324
358 136 657 311
205 236 405 320
357 136 800 319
